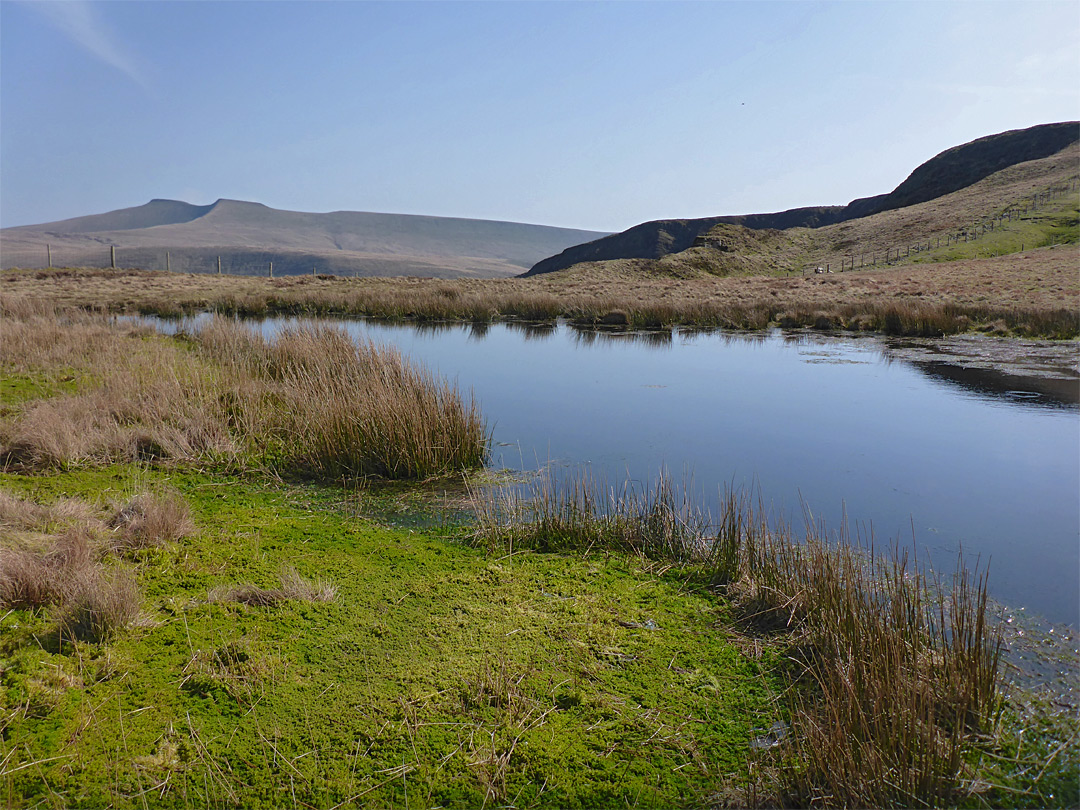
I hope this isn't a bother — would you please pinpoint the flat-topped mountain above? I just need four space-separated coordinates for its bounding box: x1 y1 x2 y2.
1 200 608 278
524 121 1079 277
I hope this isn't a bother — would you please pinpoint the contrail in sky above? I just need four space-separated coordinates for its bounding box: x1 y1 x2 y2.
29 0 148 89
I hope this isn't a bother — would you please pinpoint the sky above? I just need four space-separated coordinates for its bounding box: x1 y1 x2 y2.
1 0 1078 232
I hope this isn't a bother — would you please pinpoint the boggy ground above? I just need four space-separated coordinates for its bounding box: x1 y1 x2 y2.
0 305 1075 808
0 466 780 808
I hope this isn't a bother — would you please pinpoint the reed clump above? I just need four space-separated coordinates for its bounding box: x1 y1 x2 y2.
0 300 488 480
107 492 196 553
470 470 1004 808
470 469 709 560
194 318 488 479
209 566 336 607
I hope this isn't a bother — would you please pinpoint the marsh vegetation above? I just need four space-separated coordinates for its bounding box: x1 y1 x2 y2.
0 298 486 479
4 236 1079 338
0 302 1075 807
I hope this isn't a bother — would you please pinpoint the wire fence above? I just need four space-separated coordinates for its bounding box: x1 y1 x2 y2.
0 244 341 277
5 178 1078 278
807 177 1079 274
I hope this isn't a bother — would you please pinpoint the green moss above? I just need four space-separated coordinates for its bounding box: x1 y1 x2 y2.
0 466 781 807
0 369 84 415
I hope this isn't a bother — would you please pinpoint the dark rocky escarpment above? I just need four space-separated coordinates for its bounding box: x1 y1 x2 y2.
876 121 1079 213
524 121 1078 277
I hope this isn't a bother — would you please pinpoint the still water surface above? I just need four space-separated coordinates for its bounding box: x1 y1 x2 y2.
174 316 1080 627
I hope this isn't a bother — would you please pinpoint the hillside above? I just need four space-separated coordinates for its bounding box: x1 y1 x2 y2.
525 121 1079 277
0 200 608 279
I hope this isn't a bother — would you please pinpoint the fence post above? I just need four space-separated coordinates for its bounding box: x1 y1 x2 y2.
269 261 273 278
111 245 116 268
312 266 316 276
217 256 222 275
47 244 52 267
166 251 171 272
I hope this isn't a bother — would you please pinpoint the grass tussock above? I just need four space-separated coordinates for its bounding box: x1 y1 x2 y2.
196 319 488 479
471 470 1004 808
56 566 141 643
108 491 195 552
209 566 336 607
0 301 488 480
0 487 195 640
470 468 709 560
4 239 1076 338
0 527 140 642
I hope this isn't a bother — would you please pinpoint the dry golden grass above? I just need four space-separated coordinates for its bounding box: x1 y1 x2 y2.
4 240 1075 336
0 302 488 478
0 489 182 640
0 487 201 639
209 565 336 607
108 492 196 553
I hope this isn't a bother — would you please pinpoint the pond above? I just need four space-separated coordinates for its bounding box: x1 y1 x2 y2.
156 315 1080 628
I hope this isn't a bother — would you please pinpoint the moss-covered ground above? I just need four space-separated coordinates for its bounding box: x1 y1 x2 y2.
0 465 782 808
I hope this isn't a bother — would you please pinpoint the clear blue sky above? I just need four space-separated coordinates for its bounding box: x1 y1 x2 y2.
2 0 1077 231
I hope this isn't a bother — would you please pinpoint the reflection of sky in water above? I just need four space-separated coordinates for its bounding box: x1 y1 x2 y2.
144 316 1080 627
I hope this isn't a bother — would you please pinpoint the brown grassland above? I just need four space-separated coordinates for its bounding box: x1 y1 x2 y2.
3 140 1076 337
4 243 1077 337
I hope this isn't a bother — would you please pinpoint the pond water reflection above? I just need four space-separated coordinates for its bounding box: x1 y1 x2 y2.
155 315 1080 627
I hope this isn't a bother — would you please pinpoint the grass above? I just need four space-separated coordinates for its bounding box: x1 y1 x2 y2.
0 466 782 808
0 486 197 643
0 297 1074 807
470 469 1015 807
4 236 1077 338
209 565 336 607
0 300 487 480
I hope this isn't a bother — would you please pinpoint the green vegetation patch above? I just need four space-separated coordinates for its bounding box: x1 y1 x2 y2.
0 370 85 416
910 197 1080 263
0 466 781 808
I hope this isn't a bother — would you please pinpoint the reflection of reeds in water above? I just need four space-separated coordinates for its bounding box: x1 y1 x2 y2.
470 468 1003 808
566 323 673 349
8 252 1077 338
501 321 556 341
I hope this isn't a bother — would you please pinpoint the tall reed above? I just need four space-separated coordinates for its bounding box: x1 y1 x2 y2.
470 469 1004 807
194 319 489 479
0 301 488 480
470 468 708 559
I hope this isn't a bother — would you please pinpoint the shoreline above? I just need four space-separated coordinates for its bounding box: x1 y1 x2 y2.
3 243 1078 339
1 296 1076 807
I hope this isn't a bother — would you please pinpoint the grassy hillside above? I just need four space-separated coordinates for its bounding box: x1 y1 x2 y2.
527 123 1079 277
1 199 608 279
617 142 1079 279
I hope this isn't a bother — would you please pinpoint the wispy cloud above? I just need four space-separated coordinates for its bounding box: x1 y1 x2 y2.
29 0 147 89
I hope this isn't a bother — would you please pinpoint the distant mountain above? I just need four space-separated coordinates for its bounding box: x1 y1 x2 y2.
524 121 1079 277
1 200 608 278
